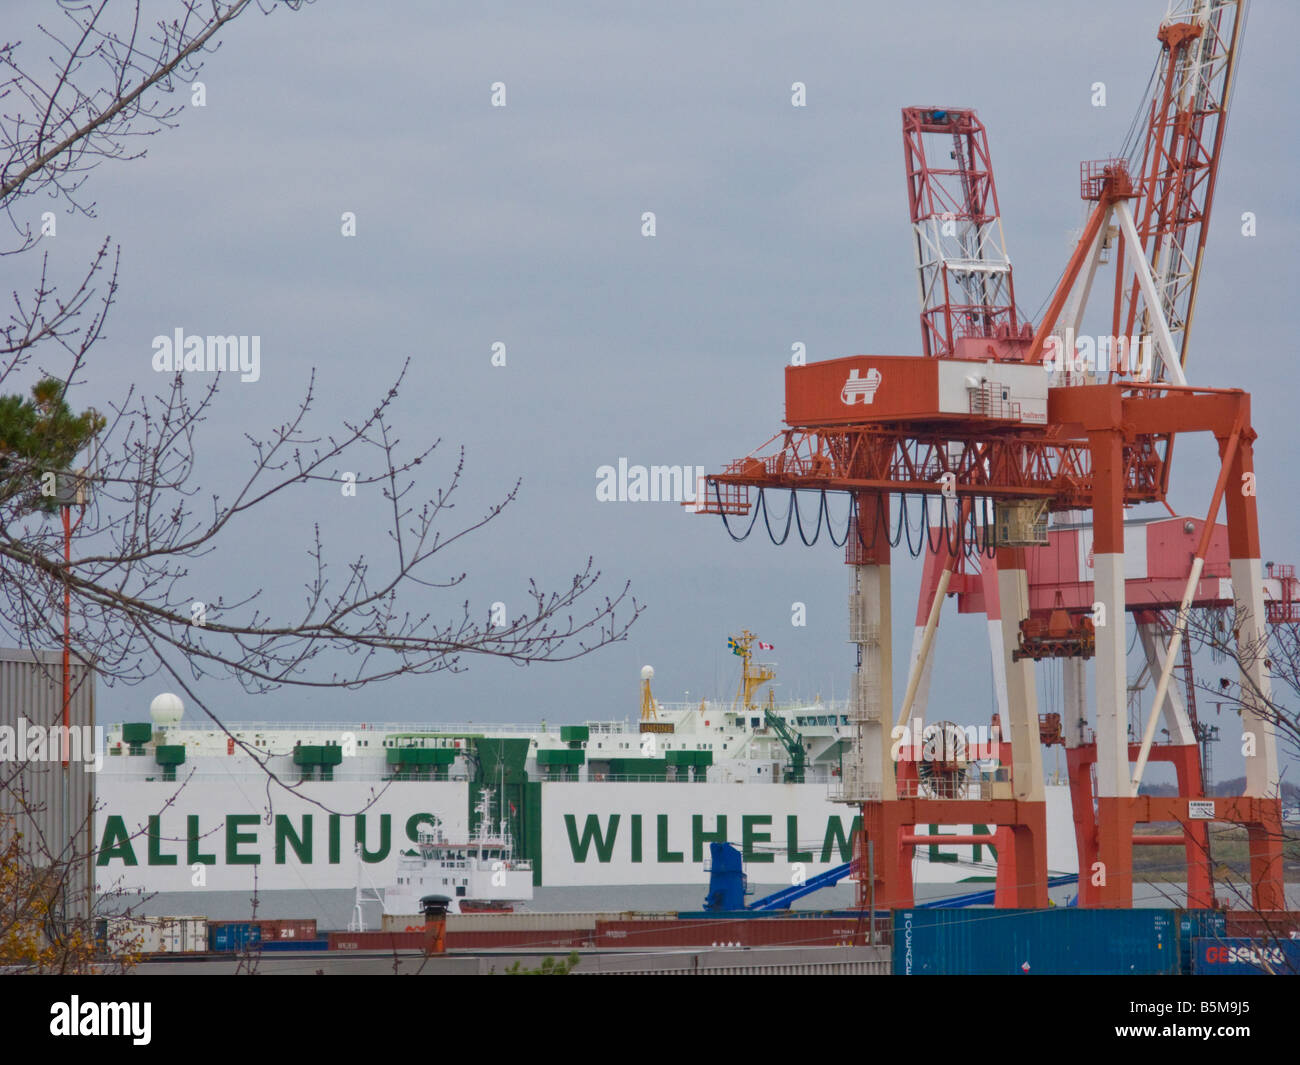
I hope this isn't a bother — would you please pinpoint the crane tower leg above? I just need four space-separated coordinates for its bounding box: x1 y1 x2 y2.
1090 428 1134 906
848 492 910 908
979 555 1012 725
1221 427 1285 910
995 547 1046 804
994 546 1049 907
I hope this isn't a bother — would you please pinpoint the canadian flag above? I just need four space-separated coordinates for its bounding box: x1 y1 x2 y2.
758 641 774 651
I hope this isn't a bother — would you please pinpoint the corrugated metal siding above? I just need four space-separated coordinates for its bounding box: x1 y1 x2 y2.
1177 910 1226 973
210 923 262 952
252 918 318 940
328 930 436 951
446 929 595 950
383 911 630 933
893 908 1181 975
0 648 96 922
156 917 207 953
596 917 866 949
98 915 206 954
1224 911 1300 940
575 945 891 976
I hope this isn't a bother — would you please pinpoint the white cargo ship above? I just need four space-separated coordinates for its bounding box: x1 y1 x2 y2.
93 632 1077 902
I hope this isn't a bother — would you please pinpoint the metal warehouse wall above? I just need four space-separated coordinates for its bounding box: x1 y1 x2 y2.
0 648 97 923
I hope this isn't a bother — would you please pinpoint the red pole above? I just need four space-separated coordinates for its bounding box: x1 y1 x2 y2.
62 503 71 768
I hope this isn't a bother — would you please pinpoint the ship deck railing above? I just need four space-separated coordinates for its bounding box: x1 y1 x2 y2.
107 721 553 736
652 701 850 714
105 769 476 783
108 706 852 737
105 767 839 785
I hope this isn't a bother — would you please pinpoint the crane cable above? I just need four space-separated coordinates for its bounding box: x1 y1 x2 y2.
715 481 997 559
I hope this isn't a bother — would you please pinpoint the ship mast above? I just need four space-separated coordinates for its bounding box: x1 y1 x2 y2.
730 630 775 712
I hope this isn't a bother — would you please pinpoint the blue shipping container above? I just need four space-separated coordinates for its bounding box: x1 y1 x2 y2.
258 938 330 953
209 923 263 952
1178 910 1227 974
1191 937 1300 975
894 908 1180 975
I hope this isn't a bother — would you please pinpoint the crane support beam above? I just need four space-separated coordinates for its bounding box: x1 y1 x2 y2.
996 548 1045 803
1135 620 1196 746
1132 418 1243 791
1113 200 1187 385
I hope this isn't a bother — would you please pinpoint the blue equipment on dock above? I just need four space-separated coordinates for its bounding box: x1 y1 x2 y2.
703 841 1078 912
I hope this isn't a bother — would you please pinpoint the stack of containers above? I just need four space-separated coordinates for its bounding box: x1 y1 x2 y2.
208 918 320 952
892 908 1233 975
97 916 208 955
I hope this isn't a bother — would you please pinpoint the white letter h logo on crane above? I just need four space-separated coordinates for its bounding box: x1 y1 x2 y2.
841 368 882 405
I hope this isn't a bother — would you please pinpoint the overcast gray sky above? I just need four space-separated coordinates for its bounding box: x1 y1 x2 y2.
7 0 1298 786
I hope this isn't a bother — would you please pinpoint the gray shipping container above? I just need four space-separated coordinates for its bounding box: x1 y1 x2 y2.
894 907 1181 975
100 917 161 955
157 916 208 953
0 648 97 924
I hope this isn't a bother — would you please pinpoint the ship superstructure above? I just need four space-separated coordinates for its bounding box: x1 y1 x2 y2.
382 790 533 915
93 639 1077 901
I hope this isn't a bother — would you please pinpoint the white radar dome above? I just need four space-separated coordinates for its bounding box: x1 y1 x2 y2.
641 665 655 680
149 692 184 727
